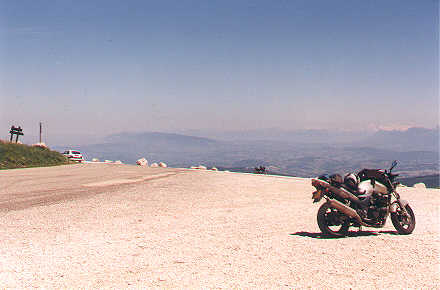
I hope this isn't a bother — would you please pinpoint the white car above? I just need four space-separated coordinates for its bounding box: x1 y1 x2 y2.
63 150 84 162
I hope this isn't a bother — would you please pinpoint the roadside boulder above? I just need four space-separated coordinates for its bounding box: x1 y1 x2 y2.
92 158 99 162
159 162 167 168
114 160 123 164
32 142 48 149
136 158 148 166
190 165 207 170
104 160 113 163
150 163 158 167
211 167 218 171
413 183 426 189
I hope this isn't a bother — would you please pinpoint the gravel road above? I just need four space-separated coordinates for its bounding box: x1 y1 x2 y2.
0 164 438 288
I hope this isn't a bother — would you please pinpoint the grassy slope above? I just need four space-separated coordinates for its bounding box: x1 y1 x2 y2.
0 142 69 169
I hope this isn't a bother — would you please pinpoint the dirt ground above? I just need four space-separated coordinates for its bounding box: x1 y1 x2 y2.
0 164 438 288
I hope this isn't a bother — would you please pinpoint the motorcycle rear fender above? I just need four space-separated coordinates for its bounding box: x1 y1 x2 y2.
390 199 408 213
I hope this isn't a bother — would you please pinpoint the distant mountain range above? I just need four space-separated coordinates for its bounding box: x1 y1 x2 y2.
180 128 369 144
104 132 219 151
398 174 439 188
53 127 439 178
57 132 227 166
358 127 439 151
178 127 439 151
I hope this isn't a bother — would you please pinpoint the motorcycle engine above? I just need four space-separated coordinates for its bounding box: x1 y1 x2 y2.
367 194 388 221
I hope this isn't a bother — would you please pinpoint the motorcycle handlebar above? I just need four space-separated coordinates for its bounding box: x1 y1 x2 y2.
389 160 398 172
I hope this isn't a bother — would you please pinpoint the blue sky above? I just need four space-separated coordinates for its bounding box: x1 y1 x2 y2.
0 0 438 141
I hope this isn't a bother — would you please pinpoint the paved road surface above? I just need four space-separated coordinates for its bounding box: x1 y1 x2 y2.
0 164 438 288
0 164 181 211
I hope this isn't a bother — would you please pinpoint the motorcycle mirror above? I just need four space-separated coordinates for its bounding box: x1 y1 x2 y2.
390 160 398 171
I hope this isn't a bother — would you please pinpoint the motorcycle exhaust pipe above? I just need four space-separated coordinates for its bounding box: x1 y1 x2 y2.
312 179 361 204
327 184 360 204
327 199 368 226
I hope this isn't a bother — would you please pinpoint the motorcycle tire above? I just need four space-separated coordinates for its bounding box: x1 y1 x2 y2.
317 203 350 237
391 204 416 235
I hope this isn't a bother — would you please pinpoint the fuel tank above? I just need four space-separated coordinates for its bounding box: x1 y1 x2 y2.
358 179 388 195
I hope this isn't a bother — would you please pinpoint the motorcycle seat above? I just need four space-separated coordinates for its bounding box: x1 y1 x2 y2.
329 174 343 185
340 183 356 193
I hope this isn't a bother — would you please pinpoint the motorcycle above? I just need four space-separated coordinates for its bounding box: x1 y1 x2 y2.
311 160 416 237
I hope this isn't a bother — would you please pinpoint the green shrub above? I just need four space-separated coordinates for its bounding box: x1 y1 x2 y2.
0 141 69 169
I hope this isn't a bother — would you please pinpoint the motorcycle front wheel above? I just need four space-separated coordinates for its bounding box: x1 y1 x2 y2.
391 204 416 235
317 203 350 237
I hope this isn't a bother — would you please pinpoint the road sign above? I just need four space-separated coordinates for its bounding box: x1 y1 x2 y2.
9 126 24 143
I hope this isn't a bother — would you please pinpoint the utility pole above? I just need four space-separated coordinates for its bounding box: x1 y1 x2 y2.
39 122 42 143
9 126 14 142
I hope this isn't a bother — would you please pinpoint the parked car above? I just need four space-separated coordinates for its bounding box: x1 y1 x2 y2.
63 150 84 162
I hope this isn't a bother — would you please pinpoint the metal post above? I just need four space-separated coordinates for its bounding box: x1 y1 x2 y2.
9 126 14 142
39 122 42 143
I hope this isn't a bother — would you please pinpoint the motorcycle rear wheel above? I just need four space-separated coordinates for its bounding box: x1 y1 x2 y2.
391 204 416 235
317 203 350 237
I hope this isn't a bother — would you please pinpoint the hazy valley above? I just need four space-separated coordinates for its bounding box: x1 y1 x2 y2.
52 127 439 184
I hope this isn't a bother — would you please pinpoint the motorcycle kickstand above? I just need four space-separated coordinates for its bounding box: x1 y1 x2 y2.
357 226 363 232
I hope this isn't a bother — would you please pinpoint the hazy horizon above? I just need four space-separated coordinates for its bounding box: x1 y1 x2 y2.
8 125 439 149
1 1 438 139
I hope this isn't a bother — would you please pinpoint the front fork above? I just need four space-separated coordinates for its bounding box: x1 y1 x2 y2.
390 190 409 216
